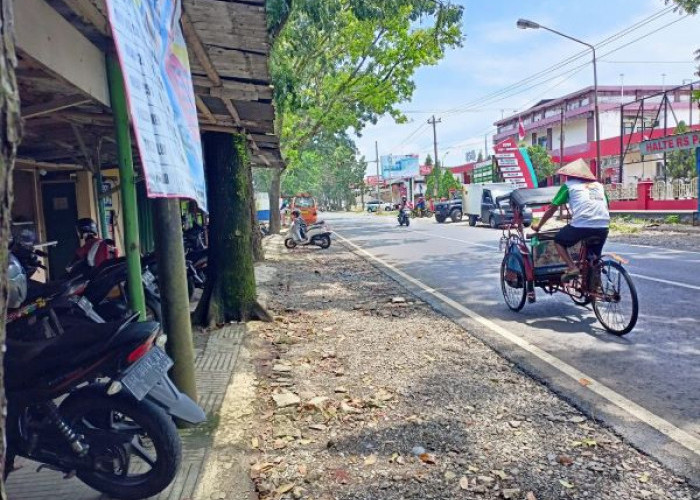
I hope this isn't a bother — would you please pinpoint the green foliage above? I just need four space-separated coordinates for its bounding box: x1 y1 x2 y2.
477 151 484 162
281 132 367 209
440 169 461 197
665 214 681 224
527 145 556 183
666 121 697 179
269 0 464 153
424 154 433 166
667 0 700 14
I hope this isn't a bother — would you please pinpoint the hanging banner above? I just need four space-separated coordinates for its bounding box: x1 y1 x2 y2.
493 138 538 189
105 0 207 210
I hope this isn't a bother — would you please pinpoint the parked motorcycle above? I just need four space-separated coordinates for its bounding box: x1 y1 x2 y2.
398 208 411 227
4 251 206 499
284 220 332 249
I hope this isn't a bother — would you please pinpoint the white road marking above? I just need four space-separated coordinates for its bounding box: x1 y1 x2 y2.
631 274 700 292
411 229 498 250
334 231 700 457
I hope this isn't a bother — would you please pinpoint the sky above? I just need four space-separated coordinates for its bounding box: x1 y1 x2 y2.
358 0 700 176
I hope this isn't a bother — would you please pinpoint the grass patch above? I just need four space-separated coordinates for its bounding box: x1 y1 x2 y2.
609 219 642 234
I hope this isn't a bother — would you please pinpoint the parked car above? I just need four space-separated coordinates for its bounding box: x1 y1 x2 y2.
434 196 463 223
366 200 393 212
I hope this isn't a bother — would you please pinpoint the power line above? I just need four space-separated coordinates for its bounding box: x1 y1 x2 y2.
441 6 676 116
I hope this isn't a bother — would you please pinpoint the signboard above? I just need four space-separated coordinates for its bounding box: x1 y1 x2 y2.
365 175 385 186
472 160 497 184
640 131 700 155
493 139 538 189
420 165 434 176
105 0 207 210
381 154 420 179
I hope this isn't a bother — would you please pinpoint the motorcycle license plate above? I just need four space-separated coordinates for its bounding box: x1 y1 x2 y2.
121 347 173 400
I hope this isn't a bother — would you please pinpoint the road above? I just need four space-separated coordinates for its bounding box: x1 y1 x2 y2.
325 211 700 482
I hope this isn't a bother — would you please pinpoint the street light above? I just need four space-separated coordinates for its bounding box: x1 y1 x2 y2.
441 151 450 167
517 18 602 181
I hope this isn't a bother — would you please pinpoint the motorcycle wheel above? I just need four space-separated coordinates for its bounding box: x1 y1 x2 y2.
405 217 410 227
59 389 181 500
284 238 297 249
318 235 331 249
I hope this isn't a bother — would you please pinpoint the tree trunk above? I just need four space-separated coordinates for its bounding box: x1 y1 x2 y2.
249 166 264 262
193 132 271 326
0 0 21 494
268 167 282 234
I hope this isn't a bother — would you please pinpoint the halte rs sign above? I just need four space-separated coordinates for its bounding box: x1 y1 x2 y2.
640 131 700 156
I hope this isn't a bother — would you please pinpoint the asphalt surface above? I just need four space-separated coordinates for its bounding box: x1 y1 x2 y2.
325 211 700 482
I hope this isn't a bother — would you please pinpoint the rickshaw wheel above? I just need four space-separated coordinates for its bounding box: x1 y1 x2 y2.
501 251 527 312
593 260 638 335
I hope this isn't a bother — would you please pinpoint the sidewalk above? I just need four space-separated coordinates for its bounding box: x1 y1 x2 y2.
219 235 696 500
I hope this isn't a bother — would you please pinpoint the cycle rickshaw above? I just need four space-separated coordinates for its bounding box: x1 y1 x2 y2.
499 187 639 335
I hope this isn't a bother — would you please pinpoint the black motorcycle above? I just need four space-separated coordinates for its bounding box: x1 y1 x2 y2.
398 208 411 227
5 312 205 499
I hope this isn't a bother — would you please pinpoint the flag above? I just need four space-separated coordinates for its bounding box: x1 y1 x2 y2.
518 117 526 141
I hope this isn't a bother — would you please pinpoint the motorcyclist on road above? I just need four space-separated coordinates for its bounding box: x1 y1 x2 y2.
290 209 308 243
72 218 118 270
416 195 426 212
531 160 610 282
399 196 409 211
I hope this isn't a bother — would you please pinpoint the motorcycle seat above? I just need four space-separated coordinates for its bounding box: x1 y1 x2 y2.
5 320 160 386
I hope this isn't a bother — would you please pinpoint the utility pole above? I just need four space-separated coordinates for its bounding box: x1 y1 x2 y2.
484 134 488 160
375 140 380 201
559 106 565 169
428 115 441 197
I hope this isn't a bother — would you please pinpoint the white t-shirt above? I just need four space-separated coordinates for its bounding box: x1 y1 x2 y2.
552 179 610 228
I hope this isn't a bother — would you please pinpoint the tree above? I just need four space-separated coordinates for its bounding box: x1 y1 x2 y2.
424 154 433 167
666 121 697 179
194 133 271 326
281 132 367 209
527 144 556 184
0 0 21 492
477 151 484 162
440 169 461 198
267 0 463 209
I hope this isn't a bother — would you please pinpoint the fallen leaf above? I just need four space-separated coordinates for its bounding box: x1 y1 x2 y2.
251 437 259 449
492 469 507 480
298 464 308 476
571 437 597 448
559 479 574 489
557 455 574 466
638 472 650 483
331 468 351 484
444 471 457 480
277 483 295 494
579 378 592 387
468 465 479 473
419 453 437 464
459 476 470 490
364 454 377 466
526 492 537 500
390 452 399 463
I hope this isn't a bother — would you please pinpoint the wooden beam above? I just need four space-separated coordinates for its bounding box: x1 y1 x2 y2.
70 122 96 172
15 0 110 106
224 98 242 125
181 11 221 87
15 158 85 171
22 95 91 119
199 123 241 134
61 0 110 36
195 95 216 123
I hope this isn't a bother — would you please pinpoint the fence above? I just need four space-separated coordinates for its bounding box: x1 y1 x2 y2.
651 180 698 201
605 184 638 201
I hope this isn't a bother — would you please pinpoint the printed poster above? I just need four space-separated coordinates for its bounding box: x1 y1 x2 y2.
494 139 538 189
105 0 207 210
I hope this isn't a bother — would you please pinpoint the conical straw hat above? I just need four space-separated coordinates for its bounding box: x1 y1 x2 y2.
557 158 596 181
